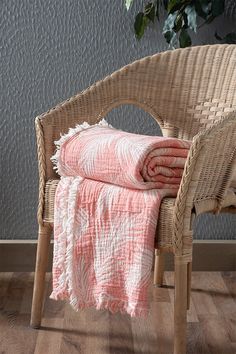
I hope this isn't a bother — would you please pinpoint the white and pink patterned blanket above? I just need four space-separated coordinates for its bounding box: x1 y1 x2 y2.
50 120 191 317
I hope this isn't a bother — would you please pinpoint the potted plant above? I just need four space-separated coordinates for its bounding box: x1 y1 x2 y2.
125 0 236 47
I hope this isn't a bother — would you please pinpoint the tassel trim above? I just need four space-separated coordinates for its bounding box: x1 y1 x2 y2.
50 119 113 176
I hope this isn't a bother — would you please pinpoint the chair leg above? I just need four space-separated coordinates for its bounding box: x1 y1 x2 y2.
30 224 51 329
153 249 165 286
174 260 188 354
187 262 192 310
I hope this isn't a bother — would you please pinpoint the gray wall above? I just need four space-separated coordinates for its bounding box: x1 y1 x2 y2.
0 1 235 240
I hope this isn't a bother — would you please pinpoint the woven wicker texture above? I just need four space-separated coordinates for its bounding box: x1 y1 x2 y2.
36 44 236 260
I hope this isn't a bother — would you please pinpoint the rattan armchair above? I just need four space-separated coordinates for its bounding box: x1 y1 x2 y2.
30 44 236 354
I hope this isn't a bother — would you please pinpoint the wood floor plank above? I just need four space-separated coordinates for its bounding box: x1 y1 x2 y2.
84 308 110 354
61 303 110 354
198 271 236 348
204 272 236 317
0 271 235 354
224 315 236 345
3 272 30 327
186 322 209 354
60 304 86 354
3 273 26 307
85 308 110 354
131 314 156 354
20 272 34 314
150 300 174 353
0 272 12 296
191 272 219 316
34 318 64 354
198 314 236 354
221 271 236 305
131 276 174 353
108 312 134 354
231 342 236 353
0 312 38 354
43 274 65 319
0 272 38 354
0 272 12 310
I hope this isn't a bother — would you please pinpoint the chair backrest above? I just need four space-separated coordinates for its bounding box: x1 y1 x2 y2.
38 44 236 180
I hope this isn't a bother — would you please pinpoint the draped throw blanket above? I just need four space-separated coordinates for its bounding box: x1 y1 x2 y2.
50 120 191 317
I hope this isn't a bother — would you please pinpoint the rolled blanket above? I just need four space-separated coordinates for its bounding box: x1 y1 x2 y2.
53 119 190 189
50 120 191 317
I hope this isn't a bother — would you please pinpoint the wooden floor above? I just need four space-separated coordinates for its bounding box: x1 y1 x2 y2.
0 272 235 354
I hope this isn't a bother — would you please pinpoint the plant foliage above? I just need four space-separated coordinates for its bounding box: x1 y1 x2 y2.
125 0 236 48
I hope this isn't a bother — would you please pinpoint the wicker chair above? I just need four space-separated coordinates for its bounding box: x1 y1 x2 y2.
30 44 236 354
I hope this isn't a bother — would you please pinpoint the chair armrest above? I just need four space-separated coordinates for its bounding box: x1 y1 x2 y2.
194 189 236 215
173 112 236 257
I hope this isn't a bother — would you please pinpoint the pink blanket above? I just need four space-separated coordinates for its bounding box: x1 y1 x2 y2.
50 120 191 316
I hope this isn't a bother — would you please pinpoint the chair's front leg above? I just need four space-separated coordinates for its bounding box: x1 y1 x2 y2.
187 262 192 310
30 224 51 328
174 259 188 354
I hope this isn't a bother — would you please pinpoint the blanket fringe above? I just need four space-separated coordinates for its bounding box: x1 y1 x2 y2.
50 291 149 318
50 119 112 175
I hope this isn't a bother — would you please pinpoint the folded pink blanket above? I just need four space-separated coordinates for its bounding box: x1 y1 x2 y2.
53 120 190 189
50 120 191 317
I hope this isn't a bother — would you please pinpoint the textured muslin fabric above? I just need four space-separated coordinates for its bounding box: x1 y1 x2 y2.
53 120 190 190
50 120 191 316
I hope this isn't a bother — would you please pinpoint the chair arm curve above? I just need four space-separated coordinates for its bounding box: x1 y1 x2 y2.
172 111 236 257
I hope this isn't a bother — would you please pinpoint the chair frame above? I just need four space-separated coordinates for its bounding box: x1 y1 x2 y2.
30 44 236 354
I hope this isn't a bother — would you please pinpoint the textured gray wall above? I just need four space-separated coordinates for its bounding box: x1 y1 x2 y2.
0 0 235 240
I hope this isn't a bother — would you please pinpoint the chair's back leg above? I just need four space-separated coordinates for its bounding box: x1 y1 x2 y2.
30 225 51 328
174 260 188 354
153 249 165 286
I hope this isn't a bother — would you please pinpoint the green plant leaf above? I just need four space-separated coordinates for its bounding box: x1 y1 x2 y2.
195 0 209 20
215 32 222 41
215 32 236 44
212 0 225 17
164 30 174 43
185 5 197 32
179 28 192 47
174 13 183 32
145 2 156 22
130 0 228 46
134 12 148 39
224 33 236 44
163 11 178 33
200 0 211 15
183 11 188 28
168 0 185 13
125 0 134 10
156 0 160 20
164 30 178 47
162 0 169 10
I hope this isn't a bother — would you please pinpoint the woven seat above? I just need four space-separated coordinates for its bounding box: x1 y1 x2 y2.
43 180 178 248
43 179 236 246
43 179 59 223
31 45 236 354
